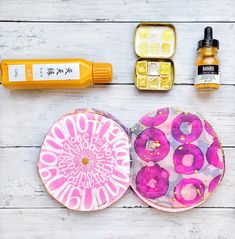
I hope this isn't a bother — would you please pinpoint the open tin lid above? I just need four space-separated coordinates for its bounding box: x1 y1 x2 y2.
134 23 176 59
38 108 130 211
130 107 225 212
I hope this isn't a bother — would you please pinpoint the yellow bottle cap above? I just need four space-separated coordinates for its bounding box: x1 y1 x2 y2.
93 63 112 83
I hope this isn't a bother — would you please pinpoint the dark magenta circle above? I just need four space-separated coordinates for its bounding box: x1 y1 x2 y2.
173 144 204 175
134 127 170 162
174 178 205 205
140 108 169 127
136 165 169 199
206 138 224 169
172 113 203 143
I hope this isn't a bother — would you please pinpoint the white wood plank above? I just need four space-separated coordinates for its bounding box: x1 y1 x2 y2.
0 208 234 239
0 147 233 209
0 0 235 21
0 85 234 147
0 2 234 239
0 22 234 84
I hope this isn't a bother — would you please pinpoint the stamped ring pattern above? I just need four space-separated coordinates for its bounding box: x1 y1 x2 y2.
130 107 225 212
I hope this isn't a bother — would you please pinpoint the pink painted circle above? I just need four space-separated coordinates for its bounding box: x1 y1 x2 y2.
130 107 225 212
173 144 204 175
38 109 130 211
134 128 170 162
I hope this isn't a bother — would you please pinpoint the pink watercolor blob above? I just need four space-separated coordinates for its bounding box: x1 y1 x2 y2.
206 138 224 169
174 178 205 206
173 144 204 175
136 164 169 199
172 112 203 143
208 175 222 193
140 108 169 127
134 128 170 162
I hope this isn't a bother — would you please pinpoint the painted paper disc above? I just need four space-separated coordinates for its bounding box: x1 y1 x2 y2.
130 107 225 212
38 109 130 211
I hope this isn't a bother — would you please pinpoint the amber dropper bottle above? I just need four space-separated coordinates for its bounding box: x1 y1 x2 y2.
194 26 220 90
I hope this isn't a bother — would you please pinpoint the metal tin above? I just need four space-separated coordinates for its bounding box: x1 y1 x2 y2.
135 58 175 91
134 23 176 91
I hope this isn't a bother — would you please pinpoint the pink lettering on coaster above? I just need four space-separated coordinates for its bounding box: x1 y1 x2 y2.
130 107 225 212
38 109 130 211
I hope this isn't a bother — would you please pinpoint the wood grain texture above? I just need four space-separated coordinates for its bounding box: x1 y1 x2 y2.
0 0 235 21
0 22 234 84
0 85 234 147
0 147 233 209
1 1 235 238
0 208 235 239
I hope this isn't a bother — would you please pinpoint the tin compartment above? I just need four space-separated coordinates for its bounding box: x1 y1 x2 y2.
135 58 174 91
134 23 176 91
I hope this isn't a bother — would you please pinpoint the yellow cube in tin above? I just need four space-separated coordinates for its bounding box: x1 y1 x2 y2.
137 75 147 88
160 62 171 75
148 62 160 76
160 75 172 90
136 61 148 75
148 76 160 90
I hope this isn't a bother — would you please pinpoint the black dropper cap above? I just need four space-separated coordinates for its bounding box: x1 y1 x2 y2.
198 26 219 50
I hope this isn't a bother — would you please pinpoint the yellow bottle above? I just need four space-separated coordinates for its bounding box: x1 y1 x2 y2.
194 26 220 90
0 58 112 89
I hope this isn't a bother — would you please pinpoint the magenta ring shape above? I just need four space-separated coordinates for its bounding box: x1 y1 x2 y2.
136 165 169 199
208 175 222 193
172 113 203 143
134 127 170 162
173 144 204 175
174 178 205 206
140 108 169 127
206 138 224 169
205 120 217 138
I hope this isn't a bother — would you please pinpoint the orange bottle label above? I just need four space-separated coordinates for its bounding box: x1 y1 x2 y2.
8 62 80 82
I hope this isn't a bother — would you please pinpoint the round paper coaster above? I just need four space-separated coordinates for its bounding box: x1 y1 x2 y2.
130 107 225 212
38 108 130 211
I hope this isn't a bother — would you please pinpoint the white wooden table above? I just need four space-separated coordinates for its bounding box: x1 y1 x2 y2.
0 1 235 238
